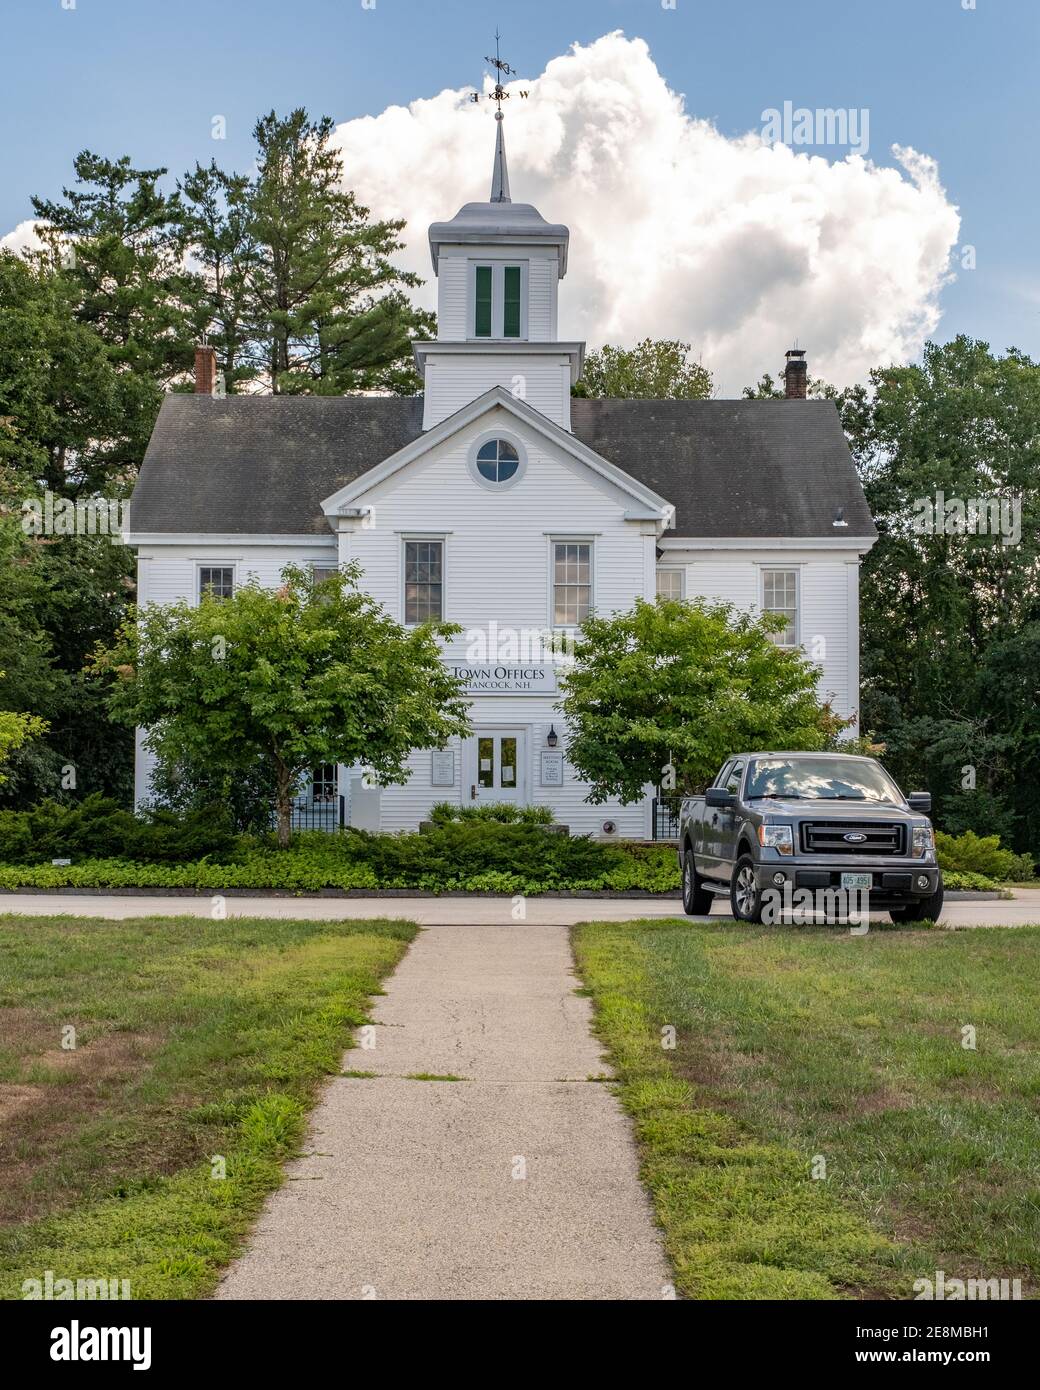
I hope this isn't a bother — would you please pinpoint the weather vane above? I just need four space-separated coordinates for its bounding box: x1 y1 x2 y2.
471 30 525 112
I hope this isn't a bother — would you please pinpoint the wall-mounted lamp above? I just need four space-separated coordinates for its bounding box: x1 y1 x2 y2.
546 725 559 748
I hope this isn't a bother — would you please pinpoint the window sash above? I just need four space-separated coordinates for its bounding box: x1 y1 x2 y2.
553 542 592 626
474 265 493 338
312 764 337 803
762 569 798 646
198 566 234 601
404 540 444 624
656 568 684 600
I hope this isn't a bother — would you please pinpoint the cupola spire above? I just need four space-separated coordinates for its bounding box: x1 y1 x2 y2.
490 112 511 203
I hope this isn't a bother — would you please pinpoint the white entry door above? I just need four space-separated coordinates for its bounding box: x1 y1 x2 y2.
467 729 527 806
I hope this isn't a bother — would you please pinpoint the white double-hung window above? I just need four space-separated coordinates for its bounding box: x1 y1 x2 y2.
198 566 234 602
552 541 592 627
656 568 685 600
403 539 444 624
762 568 799 647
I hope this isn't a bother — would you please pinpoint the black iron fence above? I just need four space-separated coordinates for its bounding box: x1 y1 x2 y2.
288 796 346 833
651 797 683 841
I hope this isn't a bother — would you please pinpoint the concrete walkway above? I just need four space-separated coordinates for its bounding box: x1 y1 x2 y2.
1 889 1037 926
215 924 671 1300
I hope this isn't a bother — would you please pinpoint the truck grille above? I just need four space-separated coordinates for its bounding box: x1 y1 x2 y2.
800 821 905 855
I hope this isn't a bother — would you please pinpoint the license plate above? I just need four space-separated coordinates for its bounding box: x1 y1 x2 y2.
841 872 872 890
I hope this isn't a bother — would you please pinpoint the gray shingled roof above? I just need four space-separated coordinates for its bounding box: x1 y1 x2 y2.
126 393 874 539
569 398 875 537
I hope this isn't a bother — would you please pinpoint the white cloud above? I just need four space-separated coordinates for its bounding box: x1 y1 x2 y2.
332 31 960 393
0 219 47 257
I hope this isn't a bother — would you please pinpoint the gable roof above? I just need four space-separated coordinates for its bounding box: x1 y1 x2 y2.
319 386 672 520
126 393 875 540
569 398 875 538
127 395 424 537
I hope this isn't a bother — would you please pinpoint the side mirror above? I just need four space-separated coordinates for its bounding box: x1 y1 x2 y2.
907 791 932 814
705 787 737 809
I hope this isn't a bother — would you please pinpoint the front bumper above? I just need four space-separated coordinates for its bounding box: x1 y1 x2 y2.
754 859 940 904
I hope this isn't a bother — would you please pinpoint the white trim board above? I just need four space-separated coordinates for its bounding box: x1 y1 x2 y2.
124 533 336 548
657 535 877 552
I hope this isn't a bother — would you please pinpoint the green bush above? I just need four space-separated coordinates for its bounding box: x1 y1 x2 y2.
935 829 1033 882
0 794 237 864
428 801 555 826
0 821 680 895
941 869 1001 892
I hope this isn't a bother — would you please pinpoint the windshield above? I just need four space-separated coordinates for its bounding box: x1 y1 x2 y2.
744 757 904 804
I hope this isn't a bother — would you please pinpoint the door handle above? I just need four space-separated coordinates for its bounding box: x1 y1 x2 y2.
470 784 477 800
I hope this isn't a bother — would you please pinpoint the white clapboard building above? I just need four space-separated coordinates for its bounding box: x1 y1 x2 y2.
126 117 876 838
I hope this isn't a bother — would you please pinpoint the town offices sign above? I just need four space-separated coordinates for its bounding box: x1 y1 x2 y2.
445 662 559 696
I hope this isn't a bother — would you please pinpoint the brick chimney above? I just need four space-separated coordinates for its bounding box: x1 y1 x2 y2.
194 343 218 395
784 347 807 399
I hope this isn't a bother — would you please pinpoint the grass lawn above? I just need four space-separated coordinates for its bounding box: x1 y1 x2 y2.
0 913 416 1300
573 918 1040 1301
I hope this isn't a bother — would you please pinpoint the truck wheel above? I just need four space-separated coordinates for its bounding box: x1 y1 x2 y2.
681 848 714 916
730 854 764 924
889 879 944 924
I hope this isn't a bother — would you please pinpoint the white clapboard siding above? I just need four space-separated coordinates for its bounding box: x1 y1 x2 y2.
375 725 650 839
527 257 555 341
135 544 337 608
339 403 656 835
436 255 468 339
422 352 571 429
342 407 647 630
672 548 860 721
436 246 561 344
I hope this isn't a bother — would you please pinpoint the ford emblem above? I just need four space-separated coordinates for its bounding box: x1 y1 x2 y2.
843 832 868 843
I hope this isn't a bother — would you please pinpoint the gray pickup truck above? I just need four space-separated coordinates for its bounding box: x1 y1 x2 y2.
678 751 943 923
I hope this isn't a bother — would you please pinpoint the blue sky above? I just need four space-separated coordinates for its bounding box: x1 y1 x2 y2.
2 0 1035 375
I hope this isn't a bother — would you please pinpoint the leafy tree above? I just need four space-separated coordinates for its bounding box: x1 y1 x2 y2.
845 337 1040 850
176 161 259 394
0 251 127 493
573 338 713 399
559 597 847 803
30 152 202 476
246 109 434 394
0 518 70 803
98 564 472 846
0 706 47 784
741 371 838 400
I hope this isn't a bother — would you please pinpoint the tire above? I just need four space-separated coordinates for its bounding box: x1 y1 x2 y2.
889 878 944 924
730 853 765 924
681 847 714 916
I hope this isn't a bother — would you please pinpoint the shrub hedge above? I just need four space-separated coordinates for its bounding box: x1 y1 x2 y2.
1 800 1024 896
0 795 237 864
935 829 1033 882
0 819 680 895
428 801 555 826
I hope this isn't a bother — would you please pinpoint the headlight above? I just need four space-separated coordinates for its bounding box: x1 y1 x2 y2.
758 824 794 855
911 825 935 858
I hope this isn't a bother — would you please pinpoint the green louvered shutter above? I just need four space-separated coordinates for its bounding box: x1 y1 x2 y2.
474 265 492 337
503 265 521 337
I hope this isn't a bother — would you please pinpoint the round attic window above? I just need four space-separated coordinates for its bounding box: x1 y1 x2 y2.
468 434 526 490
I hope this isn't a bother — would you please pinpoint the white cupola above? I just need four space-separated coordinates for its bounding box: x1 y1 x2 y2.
414 113 585 431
